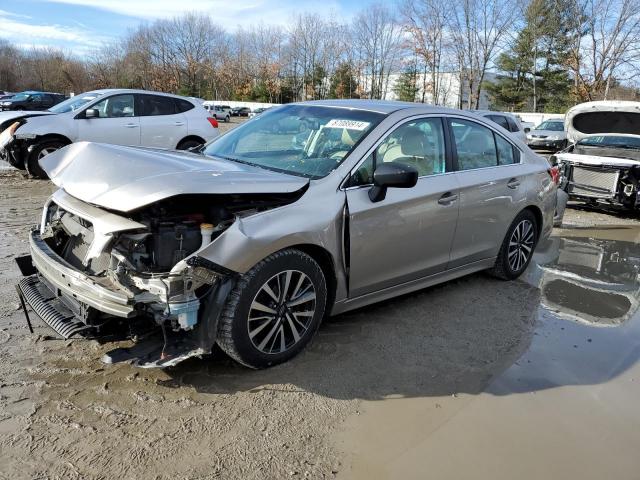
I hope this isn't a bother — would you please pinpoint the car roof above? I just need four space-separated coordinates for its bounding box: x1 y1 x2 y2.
292 99 470 115
86 88 197 101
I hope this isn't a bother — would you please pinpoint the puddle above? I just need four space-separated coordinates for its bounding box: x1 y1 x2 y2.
338 227 640 479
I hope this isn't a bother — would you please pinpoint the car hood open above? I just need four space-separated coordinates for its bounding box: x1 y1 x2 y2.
40 142 309 212
566 101 640 143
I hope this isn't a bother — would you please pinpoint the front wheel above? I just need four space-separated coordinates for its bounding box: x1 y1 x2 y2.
489 210 538 280
217 249 327 369
26 139 66 178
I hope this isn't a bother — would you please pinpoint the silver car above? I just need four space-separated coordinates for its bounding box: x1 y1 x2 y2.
526 119 568 151
15 100 557 368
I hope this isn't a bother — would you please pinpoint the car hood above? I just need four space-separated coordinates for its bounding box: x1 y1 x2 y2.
566 101 640 143
528 129 566 138
0 110 54 126
40 142 310 213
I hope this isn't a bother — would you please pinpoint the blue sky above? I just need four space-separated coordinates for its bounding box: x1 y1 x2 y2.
0 0 378 56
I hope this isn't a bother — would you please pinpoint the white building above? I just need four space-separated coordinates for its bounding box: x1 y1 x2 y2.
359 71 498 110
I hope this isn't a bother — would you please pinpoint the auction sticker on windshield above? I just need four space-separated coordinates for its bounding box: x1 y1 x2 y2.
325 119 370 131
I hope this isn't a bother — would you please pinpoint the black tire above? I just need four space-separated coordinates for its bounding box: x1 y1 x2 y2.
489 209 538 280
6 151 25 170
176 138 204 150
225 115 230 123
217 249 327 369
26 139 66 178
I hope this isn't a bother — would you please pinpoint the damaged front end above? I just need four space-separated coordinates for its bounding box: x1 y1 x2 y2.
555 151 640 210
16 186 302 367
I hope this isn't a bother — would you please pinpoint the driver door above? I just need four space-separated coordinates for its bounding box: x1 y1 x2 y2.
76 94 140 146
345 117 460 297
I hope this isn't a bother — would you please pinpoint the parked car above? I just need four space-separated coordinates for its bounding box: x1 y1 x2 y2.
213 105 231 122
526 119 567 151
1 91 66 111
14 100 556 369
231 106 251 117
249 107 270 118
0 88 219 178
553 101 640 211
0 91 14 101
473 110 527 143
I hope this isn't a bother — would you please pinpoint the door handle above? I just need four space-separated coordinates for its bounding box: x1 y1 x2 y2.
174 122 185 126
124 123 139 128
507 178 520 189
438 192 458 205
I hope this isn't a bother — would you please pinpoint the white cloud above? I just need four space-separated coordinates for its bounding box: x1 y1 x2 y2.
42 0 347 26
0 11 110 53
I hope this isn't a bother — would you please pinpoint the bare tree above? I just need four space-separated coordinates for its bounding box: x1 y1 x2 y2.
352 4 403 99
400 0 450 104
448 0 517 109
578 0 640 100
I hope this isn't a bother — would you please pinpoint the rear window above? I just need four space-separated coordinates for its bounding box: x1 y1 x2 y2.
176 98 195 113
140 94 176 116
488 114 510 130
573 111 640 136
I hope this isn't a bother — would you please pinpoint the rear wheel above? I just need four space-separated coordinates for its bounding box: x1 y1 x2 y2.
26 139 66 178
176 138 204 150
489 210 538 280
217 249 327 369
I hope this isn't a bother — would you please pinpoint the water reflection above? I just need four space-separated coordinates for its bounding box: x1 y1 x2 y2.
524 234 640 326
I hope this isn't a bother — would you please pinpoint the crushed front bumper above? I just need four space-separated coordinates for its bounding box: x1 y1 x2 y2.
28 228 135 317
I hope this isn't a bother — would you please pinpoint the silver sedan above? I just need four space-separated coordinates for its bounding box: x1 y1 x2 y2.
18 100 558 369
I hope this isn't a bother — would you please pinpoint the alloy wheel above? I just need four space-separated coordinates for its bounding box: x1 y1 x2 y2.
37 146 59 160
508 219 535 272
247 270 317 355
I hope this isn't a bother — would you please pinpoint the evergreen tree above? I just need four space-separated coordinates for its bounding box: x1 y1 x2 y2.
328 62 359 99
393 64 419 102
487 0 577 112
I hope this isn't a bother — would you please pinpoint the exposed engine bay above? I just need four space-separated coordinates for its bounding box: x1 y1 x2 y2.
20 190 303 367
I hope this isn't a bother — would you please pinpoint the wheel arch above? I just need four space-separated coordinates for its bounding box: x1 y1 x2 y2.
287 243 337 316
31 133 72 146
522 205 543 238
176 135 205 149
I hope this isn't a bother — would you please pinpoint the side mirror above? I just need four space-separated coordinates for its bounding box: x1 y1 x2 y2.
369 162 418 202
524 127 530 133
84 108 98 119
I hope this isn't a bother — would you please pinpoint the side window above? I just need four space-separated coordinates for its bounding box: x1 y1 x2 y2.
141 95 176 116
450 119 498 171
175 98 195 113
347 117 447 187
488 114 510 130
506 116 520 132
376 118 446 176
496 134 518 165
91 94 135 118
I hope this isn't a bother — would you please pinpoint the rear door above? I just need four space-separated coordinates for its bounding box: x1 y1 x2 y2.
446 117 528 268
345 116 460 297
76 93 140 145
138 94 187 149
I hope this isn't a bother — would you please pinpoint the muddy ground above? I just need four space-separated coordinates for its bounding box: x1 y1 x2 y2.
1 162 640 479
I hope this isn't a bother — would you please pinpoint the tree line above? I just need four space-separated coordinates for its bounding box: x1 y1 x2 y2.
0 0 638 113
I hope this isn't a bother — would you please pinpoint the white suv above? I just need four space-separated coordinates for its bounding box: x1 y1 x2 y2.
0 89 219 178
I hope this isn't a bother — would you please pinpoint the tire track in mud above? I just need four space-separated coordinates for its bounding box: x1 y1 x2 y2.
0 169 541 479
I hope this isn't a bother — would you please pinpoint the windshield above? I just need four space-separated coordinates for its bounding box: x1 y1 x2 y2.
203 104 384 178
10 92 33 101
48 92 103 113
536 121 564 131
578 135 640 149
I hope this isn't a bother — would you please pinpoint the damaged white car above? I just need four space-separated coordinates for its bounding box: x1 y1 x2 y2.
554 101 640 210
15 101 557 368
